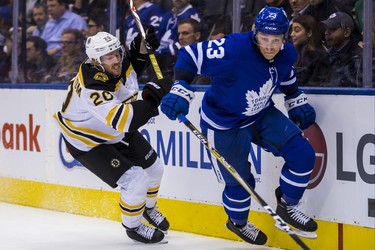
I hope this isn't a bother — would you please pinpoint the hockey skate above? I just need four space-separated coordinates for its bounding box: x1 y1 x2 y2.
226 219 267 245
275 187 318 239
143 206 170 233
123 223 167 244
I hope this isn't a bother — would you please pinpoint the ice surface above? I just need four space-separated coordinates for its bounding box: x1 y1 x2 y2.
0 202 280 250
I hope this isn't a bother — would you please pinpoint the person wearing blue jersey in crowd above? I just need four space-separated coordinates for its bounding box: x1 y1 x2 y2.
161 6 318 245
125 0 166 47
156 0 201 56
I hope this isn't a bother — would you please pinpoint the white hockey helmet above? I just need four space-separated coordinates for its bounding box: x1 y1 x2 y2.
85 32 125 65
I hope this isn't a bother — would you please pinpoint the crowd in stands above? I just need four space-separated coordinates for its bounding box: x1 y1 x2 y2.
0 0 373 87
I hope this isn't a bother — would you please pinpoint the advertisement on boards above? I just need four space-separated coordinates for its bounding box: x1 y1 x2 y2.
0 88 373 227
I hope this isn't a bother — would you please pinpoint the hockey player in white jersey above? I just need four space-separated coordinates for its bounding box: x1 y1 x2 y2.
161 6 318 245
53 29 172 244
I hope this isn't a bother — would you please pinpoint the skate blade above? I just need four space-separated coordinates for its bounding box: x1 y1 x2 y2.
275 223 317 239
130 239 168 244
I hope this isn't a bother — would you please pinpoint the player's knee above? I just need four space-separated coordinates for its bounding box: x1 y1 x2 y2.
281 135 315 173
144 157 164 180
117 166 150 197
224 174 254 200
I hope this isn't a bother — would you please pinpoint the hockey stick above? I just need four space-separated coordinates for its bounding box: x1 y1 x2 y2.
129 0 163 80
177 113 310 250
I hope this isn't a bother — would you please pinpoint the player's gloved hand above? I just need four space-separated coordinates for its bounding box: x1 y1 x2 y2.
144 25 160 51
142 78 173 107
131 25 159 54
284 90 316 130
161 80 196 120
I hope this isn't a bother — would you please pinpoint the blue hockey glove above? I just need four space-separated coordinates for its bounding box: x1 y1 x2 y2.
161 80 196 120
284 90 316 130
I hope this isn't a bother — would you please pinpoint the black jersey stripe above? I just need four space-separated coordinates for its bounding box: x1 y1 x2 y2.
111 104 124 129
56 112 108 144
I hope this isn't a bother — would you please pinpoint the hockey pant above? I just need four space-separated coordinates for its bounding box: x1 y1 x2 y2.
201 106 315 223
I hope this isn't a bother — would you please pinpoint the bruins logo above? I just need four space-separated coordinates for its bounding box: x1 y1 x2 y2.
94 72 109 82
110 158 120 168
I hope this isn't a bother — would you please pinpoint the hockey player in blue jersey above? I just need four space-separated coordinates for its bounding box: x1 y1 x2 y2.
125 0 166 47
161 6 318 245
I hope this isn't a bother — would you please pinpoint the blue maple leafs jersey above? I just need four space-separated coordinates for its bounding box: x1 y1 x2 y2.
175 31 298 130
125 2 166 46
157 4 201 55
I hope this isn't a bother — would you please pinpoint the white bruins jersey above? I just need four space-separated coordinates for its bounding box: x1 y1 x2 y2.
53 60 139 152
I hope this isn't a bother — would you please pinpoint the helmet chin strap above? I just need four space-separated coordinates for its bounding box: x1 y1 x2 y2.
92 60 105 73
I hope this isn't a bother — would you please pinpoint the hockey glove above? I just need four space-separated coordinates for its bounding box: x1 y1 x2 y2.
131 25 160 55
161 80 196 120
284 90 316 130
142 78 173 107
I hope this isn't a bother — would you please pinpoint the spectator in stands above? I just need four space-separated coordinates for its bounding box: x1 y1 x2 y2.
177 18 201 47
3 27 23 82
31 2 49 38
45 28 86 83
86 8 108 38
41 0 87 60
125 0 165 47
208 15 232 40
305 0 361 42
290 15 327 85
0 31 10 82
309 12 363 87
341 0 358 12
265 0 293 19
141 17 202 83
0 0 12 34
157 0 201 57
72 0 108 17
150 0 201 83
23 36 55 83
306 0 351 23
289 0 310 19
287 0 310 39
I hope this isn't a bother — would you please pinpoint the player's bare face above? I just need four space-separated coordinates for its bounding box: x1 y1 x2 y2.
101 50 122 77
256 32 284 60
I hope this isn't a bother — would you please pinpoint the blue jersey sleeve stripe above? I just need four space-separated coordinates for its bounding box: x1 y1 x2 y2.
185 45 202 74
280 76 296 86
197 42 204 74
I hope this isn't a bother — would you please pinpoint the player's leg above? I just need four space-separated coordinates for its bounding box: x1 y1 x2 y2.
68 141 165 243
276 135 318 233
123 131 169 232
252 106 317 233
116 165 165 243
201 125 267 245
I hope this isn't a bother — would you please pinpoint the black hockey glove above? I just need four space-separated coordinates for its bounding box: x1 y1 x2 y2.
131 25 160 55
142 78 172 107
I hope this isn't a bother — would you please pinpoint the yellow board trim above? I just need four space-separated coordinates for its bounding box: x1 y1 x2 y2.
0 177 373 250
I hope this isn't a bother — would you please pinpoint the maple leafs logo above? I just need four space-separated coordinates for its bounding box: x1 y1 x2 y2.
242 78 276 116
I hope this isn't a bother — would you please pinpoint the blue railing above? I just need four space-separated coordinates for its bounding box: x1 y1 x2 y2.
1 83 374 96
